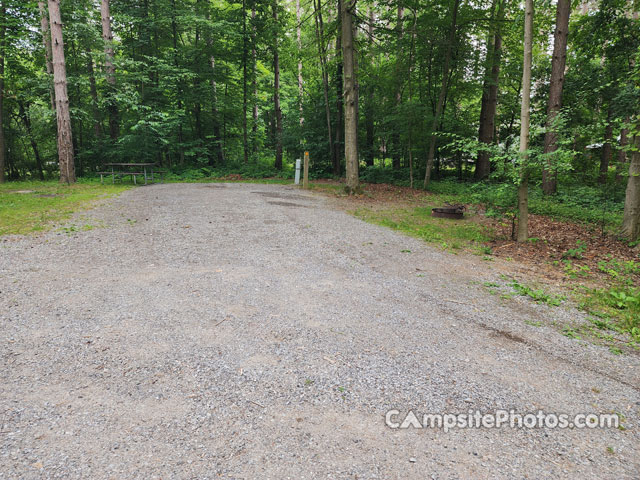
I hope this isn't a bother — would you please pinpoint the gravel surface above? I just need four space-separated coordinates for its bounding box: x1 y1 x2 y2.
1 183 638 479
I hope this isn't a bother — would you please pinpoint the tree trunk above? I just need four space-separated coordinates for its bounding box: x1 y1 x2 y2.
48 0 76 184
206 8 225 165
423 0 459 188
599 106 613 184
392 4 404 170
342 0 358 192
541 0 570 194
0 1 5 183
252 6 258 153
209 53 225 165
475 0 504 181
517 0 534 242
313 0 334 169
86 51 103 138
242 0 248 163
38 1 56 111
334 0 344 176
18 101 45 180
296 0 303 128
621 132 640 241
273 0 283 170
101 0 119 140
364 7 375 167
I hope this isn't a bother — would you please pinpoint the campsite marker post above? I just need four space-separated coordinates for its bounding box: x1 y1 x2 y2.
303 151 309 189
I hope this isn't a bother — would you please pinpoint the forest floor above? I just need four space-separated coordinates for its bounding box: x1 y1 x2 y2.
0 182 638 479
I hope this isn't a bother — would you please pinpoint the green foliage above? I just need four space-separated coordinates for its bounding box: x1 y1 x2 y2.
562 240 587 260
510 280 565 306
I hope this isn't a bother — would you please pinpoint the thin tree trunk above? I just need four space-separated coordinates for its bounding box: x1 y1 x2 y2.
296 0 303 127
517 0 534 242
48 0 76 183
313 0 334 168
101 0 119 140
392 4 404 170
364 7 375 166
0 1 5 183
621 132 640 241
334 0 344 176
423 0 459 188
273 0 283 170
252 6 258 153
209 53 225 165
39 1 56 111
171 0 184 165
541 0 571 194
242 0 248 163
407 10 417 188
342 0 358 192
86 51 102 138
599 106 613 184
18 101 45 180
206 8 225 165
475 0 504 181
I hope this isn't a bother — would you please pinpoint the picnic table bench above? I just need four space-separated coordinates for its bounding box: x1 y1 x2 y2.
98 163 164 185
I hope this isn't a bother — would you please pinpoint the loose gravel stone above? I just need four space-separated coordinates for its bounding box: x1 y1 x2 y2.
0 183 638 479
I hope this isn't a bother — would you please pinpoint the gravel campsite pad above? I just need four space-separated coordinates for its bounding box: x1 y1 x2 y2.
1 183 638 479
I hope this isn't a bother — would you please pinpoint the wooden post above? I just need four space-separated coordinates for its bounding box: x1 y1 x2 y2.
303 151 310 188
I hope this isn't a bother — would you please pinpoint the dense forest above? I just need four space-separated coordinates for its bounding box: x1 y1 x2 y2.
0 0 639 239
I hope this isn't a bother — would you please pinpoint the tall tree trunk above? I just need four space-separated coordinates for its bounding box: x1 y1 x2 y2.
209 53 225 165
171 0 184 165
423 0 459 188
621 132 640 241
599 106 613 184
364 7 375 166
296 0 303 128
242 0 248 163
206 8 225 165
0 1 5 183
334 0 344 176
18 101 45 180
342 0 358 192
86 51 103 138
273 0 283 170
517 0 534 242
101 0 119 140
252 6 258 153
475 0 504 181
313 0 334 169
407 9 417 187
48 0 76 184
541 0 570 194
392 4 404 170
38 1 56 111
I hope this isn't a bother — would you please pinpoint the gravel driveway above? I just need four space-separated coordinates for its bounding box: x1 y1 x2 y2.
1 183 638 479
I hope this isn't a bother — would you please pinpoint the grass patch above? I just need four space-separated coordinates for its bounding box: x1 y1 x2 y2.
0 180 129 236
352 206 491 251
510 280 565 306
578 286 640 343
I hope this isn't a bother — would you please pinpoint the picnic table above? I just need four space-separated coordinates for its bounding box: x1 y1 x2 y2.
98 163 163 185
